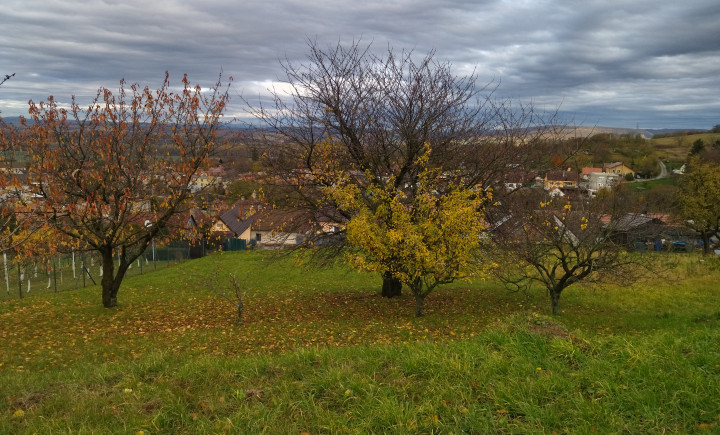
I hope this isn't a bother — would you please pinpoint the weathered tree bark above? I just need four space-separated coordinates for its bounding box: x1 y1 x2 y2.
551 290 562 316
101 280 120 308
414 294 425 317
381 271 402 298
100 247 131 308
100 248 117 308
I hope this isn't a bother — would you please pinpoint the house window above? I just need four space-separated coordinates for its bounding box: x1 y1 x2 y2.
255 233 262 242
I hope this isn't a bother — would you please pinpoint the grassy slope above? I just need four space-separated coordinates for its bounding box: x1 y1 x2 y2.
2 251 720 433
651 132 720 162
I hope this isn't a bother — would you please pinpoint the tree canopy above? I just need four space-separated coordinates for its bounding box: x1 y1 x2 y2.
492 197 658 315
22 73 232 307
331 147 489 316
678 158 720 254
250 40 564 297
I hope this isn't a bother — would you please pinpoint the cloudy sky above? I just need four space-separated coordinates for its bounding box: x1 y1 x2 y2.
1 0 718 129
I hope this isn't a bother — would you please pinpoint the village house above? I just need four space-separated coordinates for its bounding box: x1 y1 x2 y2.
211 197 345 249
0 164 26 176
603 162 635 178
212 197 265 236
544 169 579 190
249 209 314 247
503 168 536 191
587 171 621 193
580 167 602 180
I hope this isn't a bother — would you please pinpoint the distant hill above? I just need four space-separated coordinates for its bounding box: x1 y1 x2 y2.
1 115 707 138
555 125 709 139
559 126 649 138
0 116 23 125
644 128 706 136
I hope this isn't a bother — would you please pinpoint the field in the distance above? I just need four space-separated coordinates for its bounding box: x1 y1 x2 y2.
2 251 720 433
651 132 720 162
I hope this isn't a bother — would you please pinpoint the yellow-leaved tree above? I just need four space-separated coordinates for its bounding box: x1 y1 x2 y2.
251 40 570 299
332 147 490 316
678 157 720 254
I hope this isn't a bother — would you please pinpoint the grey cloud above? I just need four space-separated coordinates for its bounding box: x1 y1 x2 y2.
1 0 718 129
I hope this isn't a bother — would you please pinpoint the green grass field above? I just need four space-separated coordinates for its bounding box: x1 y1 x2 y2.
628 175 679 191
2 251 720 433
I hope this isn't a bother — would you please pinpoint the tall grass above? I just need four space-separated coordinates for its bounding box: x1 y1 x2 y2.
1 251 720 433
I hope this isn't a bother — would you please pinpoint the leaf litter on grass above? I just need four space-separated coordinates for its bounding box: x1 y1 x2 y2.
0 284 515 371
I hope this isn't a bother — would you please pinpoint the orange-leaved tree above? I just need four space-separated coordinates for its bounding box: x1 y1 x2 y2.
1 73 49 257
0 119 47 253
24 73 232 307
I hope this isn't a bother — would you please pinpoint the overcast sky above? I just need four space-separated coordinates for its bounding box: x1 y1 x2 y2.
1 0 718 129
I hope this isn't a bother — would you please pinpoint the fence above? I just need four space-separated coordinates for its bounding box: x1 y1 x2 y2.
1 251 167 301
1 238 254 301
223 238 256 251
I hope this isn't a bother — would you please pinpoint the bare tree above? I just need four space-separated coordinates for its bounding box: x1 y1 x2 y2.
249 40 566 297
492 194 661 315
208 271 245 325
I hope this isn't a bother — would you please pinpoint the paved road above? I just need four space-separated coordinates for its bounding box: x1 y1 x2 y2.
631 159 668 182
653 159 668 179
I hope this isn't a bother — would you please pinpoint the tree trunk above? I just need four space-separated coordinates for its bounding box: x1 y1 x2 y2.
381 271 402 298
100 248 115 307
414 294 425 317
102 281 120 308
702 233 711 255
100 247 130 308
236 297 244 325
550 290 561 315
